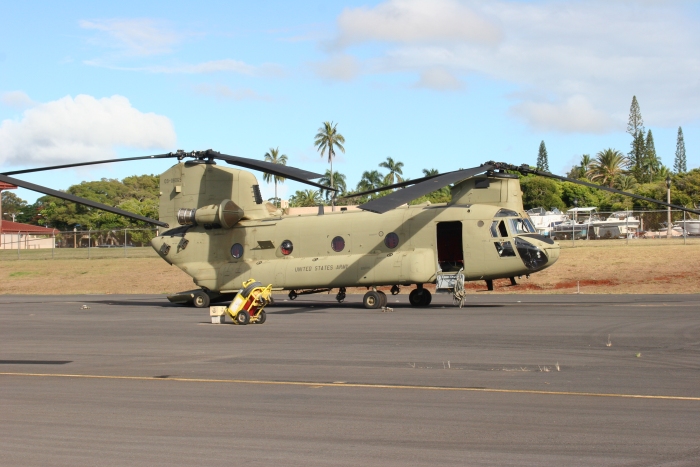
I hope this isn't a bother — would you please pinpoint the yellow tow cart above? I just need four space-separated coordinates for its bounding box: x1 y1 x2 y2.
226 279 273 325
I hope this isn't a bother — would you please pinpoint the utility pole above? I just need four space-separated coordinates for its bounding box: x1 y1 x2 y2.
666 175 672 238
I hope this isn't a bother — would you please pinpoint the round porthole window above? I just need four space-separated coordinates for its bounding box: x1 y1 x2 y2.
230 243 243 259
331 236 345 252
280 240 293 255
384 232 399 249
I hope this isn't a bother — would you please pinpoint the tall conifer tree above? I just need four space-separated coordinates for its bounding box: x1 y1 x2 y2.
674 126 687 173
536 140 549 172
626 96 645 181
626 96 644 137
643 129 660 182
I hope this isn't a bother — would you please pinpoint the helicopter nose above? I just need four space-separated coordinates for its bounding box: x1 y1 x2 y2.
514 235 560 271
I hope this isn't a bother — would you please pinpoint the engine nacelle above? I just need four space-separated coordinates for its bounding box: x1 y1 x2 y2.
177 199 243 228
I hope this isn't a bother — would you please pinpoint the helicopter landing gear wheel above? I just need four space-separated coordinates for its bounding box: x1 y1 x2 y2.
235 310 250 325
288 290 298 300
377 291 387 308
336 287 346 303
409 288 432 307
192 290 210 308
363 291 382 309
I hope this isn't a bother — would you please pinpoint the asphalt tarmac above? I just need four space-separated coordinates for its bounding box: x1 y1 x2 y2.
1 293 699 466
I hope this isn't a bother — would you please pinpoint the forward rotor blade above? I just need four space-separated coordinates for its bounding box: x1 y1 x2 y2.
342 172 444 199
210 151 335 191
2 153 177 176
359 163 496 214
498 163 700 216
0 174 168 227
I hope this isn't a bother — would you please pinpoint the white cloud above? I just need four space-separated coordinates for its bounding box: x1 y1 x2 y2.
0 95 176 166
511 96 617 134
413 68 463 91
80 18 181 56
335 0 501 47
1 91 36 110
322 0 700 132
311 54 361 82
193 84 272 101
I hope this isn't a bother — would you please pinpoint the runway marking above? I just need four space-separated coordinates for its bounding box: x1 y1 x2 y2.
2 372 700 401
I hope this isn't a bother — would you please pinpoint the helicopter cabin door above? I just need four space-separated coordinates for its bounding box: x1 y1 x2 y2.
436 221 464 272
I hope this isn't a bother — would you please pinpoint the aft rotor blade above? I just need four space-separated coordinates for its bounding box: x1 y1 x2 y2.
211 151 335 191
499 163 700 216
359 163 496 214
342 172 444 199
0 174 168 227
2 153 177 176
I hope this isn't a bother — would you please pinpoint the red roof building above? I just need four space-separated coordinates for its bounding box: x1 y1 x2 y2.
0 220 58 235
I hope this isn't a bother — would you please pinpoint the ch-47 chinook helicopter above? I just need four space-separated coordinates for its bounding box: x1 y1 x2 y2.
2 149 699 310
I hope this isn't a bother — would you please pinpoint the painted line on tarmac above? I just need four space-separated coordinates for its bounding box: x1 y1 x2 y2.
3 372 700 401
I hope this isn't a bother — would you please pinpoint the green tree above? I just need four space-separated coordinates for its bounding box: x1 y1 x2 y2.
262 147 288 207
378 157 404 186
614 175 638 192
628 130 646 181
674 126 687 173
626 96 646 181
356 170 384 193
288 189 321 207
536 141 549 172
626 96 644 137
37 175 160 236
314 121 345 209
1 191 28 221
587 148 626 188
642 129 661 183
673 168 700 207
520 176 565 211
319 170 347 201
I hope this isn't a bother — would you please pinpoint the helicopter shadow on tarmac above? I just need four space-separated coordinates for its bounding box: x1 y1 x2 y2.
266 299 504 314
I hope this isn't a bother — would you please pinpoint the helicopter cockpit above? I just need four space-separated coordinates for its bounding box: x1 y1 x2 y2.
490 209 552 271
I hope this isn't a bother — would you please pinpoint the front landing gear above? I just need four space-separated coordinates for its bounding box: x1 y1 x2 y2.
409 287 432 307
362 290 387 309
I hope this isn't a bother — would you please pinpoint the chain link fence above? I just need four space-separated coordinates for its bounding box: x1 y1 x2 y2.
0 228 160 260
545 209 700 248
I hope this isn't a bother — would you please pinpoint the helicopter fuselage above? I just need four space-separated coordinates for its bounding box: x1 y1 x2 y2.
153 199 560 293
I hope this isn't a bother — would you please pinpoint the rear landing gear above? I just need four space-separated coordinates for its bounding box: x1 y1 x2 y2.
336 287 346 303
409 288 432 307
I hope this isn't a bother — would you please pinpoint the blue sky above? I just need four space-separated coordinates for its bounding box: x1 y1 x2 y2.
1 0 699 204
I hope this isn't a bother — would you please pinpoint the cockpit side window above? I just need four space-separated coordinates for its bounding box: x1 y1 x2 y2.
491 220 509 237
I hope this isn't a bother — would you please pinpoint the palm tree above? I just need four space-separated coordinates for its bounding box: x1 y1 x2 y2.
314 121 345 210
579 154 592 179
379 157 404 186
615 175 638 192
319 170 347 201
262 147 288 207
289 189 321 207
357 170 384 193
422 168 439 177
587 149 626 188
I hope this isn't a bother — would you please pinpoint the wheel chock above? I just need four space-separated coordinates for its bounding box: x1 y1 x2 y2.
209 306 227 324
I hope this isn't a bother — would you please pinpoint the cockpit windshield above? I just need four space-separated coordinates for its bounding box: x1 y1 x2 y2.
509 217 534 235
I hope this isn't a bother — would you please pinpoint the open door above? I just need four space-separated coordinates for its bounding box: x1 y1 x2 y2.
437 221 463 272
